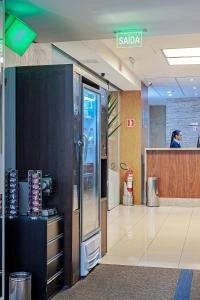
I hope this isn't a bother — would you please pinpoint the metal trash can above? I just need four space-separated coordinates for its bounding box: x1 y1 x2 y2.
147 177 159 207
9 272 32 300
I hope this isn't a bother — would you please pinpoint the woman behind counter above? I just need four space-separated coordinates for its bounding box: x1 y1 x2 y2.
170 130 182 148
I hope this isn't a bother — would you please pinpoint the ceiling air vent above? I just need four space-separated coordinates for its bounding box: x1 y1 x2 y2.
80 59 99 64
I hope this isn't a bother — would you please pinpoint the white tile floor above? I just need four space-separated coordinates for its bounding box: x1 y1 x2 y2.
101 205 200 270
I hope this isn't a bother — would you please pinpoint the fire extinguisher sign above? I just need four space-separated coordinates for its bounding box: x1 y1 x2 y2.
127 118 136 128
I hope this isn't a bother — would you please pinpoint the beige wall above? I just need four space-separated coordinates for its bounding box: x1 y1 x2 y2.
5 43 52 67
120 91 142 205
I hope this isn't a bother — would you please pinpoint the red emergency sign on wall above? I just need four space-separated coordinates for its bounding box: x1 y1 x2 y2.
127 119 136 127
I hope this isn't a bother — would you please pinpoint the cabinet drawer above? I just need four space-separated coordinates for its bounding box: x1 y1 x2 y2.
47 234 63 260
47 270 63 299
47 217 63 242
47 252 63 280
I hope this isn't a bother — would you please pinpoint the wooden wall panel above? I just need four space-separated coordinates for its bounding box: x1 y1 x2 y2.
146 150 200 198
120 91 142 204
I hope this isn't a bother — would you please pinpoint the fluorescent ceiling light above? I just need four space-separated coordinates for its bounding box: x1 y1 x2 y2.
163 48 200 58
167 57 200 65
163 48 200 65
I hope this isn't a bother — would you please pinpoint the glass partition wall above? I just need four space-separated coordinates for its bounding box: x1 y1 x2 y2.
0 0 4 298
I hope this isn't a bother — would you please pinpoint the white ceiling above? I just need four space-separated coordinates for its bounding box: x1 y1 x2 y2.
6 0 200 42
55 35 200 102
102 34 200 103
6 1 200 104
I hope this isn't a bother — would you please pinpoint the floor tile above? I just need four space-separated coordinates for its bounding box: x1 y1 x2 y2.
102 205 200 270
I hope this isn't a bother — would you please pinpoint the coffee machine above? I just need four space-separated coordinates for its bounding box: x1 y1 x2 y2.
41 174 57 216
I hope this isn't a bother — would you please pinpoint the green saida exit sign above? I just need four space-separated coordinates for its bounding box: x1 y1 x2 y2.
116 31 143 48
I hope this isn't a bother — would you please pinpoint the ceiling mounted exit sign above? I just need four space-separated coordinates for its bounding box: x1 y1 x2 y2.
116 31 143 48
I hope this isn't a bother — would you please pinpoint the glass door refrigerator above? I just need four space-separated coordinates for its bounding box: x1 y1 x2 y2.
80 85 101 276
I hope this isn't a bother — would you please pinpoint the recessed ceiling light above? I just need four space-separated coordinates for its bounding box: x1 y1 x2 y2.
195 93 199 96
193 86 197 90
163 48 200 65
167 57 200 65
190 78 194 82
163 48 200 58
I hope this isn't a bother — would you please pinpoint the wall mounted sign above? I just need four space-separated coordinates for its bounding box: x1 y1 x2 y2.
5 13 37 56
116 31 143 48
127 119 136 128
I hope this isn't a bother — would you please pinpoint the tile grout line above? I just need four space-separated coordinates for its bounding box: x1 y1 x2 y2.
106 212 147 251
105 206 195 268
106 209 148 252
107 207 172 260
178 208 194 268
138 207 194 267
137 207 173 264
107 207 146 226
124 207 172 235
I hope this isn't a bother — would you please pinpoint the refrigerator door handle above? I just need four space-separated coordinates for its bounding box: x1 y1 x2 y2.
77 140 83 147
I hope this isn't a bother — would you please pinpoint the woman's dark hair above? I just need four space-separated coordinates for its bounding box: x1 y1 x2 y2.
170 130 181 144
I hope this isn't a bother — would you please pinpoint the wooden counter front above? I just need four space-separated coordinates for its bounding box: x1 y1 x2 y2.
146 149 200 198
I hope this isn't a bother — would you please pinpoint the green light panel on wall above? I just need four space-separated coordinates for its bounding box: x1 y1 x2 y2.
5 15 37 56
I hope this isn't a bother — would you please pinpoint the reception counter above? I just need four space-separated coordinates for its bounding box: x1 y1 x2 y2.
145 148 200 206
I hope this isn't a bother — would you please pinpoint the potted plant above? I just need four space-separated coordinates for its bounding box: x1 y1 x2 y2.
108 93 121 138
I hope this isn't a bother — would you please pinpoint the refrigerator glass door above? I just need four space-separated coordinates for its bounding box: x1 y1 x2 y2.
82 86 100 241
73 73 81 211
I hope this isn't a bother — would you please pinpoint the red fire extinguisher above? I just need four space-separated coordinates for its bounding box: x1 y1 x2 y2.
124 168 134 193
120 163 134 205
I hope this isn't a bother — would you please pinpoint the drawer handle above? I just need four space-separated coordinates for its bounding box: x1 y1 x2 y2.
48 233 63 244
48 216 63 225
47 269 63 285
47 251 63 265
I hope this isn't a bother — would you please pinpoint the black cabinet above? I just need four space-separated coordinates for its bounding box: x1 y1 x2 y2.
13 65 81 286
5 64 107 290
5 216 64 300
